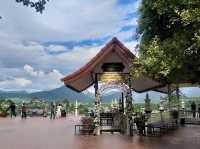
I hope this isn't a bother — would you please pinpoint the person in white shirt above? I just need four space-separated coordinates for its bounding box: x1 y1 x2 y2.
56 104 62 118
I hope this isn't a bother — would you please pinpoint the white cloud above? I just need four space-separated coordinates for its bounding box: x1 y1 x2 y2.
24 64 38 77
47 45 67 53
0 38 46 68
0 33 102 74
23 65 64 90
0 0 139 42
15 78 32 87
0 36 138 91
180 87 200 97
0 0 141 91
34 69 64 90
125 41 139 55
53 45 103 72
0 64 64 91
114 30 135 41
0 0 140 71
0 78 32 90
126 17 138 26
24 64 45 77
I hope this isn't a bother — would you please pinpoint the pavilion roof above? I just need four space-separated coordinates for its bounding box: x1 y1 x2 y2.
61 37 167 93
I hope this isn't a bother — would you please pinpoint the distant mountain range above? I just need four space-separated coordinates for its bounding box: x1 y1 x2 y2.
0 86 161 103
0 86 199 103
0 86 93 102
0 90 29 99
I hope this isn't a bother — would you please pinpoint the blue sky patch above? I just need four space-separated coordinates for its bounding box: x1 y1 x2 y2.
124 12 139 20
117 0 136 5
119 25 135 32
43 36 112 54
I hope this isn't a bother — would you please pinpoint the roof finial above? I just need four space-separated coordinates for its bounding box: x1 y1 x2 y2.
112 37 118 43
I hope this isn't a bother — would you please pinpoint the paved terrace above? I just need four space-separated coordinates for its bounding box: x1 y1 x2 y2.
0 117 200 149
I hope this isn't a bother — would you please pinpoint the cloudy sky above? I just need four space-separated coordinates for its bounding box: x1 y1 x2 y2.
0 0 140 92
0 0 199 97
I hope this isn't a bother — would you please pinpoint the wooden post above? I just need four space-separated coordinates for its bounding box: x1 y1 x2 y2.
94 73 99 95
94 73 100 135
176 84 180 111
176 84 180 122
126 77 133 136
167 84 172 111
121 92 124 113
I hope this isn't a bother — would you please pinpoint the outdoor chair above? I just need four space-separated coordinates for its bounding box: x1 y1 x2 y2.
74 117 94 135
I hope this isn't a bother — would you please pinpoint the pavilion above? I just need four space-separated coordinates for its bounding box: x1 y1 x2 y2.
61 37 178 135
61 37 168 93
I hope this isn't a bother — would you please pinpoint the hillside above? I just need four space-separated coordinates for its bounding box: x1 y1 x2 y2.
0 86 93 102
0 86 199 103
30 86 93 102
0 90 29 98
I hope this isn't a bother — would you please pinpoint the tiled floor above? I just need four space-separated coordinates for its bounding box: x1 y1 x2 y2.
0 117 199 149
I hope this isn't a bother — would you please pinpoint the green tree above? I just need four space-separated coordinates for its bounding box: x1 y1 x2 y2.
16 0 50 13
68 103 75 113
132 0 200 84
62 98 70 113
0 0 50 19
78 104 89 115
0 99 11 116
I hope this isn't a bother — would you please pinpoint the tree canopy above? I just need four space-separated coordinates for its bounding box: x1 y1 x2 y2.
132 0 200 84
16 0 50 13
0 0 49 19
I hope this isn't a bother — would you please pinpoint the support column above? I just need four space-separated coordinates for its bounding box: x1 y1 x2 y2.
145 93 152 121
176 84 181 123
167 84 172 111
94 73 100 135
126 77 133 136
176 84 180 111
121 92 124 113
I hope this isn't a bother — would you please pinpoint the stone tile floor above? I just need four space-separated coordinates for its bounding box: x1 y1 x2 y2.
0 117 200 149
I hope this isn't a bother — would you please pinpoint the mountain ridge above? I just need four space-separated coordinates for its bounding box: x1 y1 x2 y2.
0 86 199 103
0 86 93 102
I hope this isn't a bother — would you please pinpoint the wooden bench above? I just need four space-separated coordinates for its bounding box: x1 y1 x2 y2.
100 127 121 134
75 125 94 135
146 122 169 136
146 120 178 136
